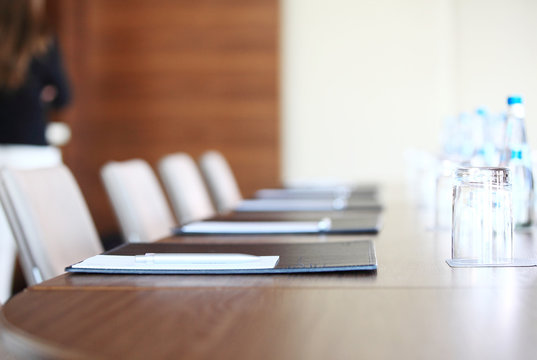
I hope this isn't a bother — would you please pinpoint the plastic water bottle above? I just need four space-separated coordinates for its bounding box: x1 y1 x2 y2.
486 111 507 166
500 95 534 227
459 112 476 163
470 108 487 166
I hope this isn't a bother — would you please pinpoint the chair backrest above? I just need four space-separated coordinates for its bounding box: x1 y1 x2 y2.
101 159 176 243
158 153 216 224
0 202 17 303
0 165 103 285
198 150 243 212
0 145 63 301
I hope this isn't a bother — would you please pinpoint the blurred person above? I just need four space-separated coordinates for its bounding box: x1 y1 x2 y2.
0 0 71 168
0 0 71 303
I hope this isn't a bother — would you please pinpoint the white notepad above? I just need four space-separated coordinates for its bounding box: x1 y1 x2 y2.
235 198 344 212
180 219 331 234
71 254 280 271
255 187 350 199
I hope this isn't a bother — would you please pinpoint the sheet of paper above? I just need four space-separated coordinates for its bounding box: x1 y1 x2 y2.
71 254 280 271
255 188 350 199
180 220 325 234
235 198 339 212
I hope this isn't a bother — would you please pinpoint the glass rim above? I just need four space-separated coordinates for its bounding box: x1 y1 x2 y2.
455 166 510 185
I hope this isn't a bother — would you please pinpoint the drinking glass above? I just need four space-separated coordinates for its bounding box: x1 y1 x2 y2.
451 167 513 265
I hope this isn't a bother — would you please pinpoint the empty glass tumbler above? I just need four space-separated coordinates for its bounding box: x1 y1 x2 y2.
451 167 513 265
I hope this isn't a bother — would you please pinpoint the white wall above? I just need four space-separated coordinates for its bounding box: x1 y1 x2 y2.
454 0 537 138
281 0 537 185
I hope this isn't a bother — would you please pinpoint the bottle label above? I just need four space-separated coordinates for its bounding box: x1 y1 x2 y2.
510 144 532 168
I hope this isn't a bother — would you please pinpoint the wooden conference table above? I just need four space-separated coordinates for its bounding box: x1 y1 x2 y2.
2 185 537 359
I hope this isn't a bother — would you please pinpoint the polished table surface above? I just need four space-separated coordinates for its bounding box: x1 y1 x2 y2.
3 185 537 359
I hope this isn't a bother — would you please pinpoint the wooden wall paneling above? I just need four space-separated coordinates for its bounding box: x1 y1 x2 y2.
49 0 279 238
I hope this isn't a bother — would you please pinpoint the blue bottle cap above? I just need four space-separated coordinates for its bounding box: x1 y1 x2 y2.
507 96 523 105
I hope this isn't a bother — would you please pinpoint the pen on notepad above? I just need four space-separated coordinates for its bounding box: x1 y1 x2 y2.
134 253 261 264
317 217 332 231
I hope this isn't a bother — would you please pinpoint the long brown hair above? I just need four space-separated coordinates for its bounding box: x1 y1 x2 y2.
0 0 51 89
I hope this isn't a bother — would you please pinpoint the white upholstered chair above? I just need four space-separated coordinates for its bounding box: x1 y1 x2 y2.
198 150 243 213
0 203 17 303
158 153 216 224
101 159 176 243
0 145 63 301
0 165 103 285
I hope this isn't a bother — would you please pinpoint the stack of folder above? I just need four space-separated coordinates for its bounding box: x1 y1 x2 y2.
68 183 382 274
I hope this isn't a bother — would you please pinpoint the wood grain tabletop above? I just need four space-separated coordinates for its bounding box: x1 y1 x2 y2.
3 184 537 359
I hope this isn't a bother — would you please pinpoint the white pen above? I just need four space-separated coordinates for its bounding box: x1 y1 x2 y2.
134 253 261 264
317 217 332 232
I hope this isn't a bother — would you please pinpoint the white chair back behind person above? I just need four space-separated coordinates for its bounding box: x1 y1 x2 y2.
0 165 103 286
0 145 62 170
101 159 176 243
158 153 216 224
198 150 243 213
